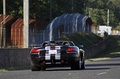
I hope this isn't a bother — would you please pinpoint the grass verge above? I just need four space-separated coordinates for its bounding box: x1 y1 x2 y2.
0 66 30 72
0 69 8 72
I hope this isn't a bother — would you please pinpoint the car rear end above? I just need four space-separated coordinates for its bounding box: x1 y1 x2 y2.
30 45 80 71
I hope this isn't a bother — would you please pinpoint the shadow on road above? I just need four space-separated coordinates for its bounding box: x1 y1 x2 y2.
46 68 71 71
46 67 110 71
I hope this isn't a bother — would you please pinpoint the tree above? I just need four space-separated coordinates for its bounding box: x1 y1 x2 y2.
29 0 86 21
29 0 50 21
6 0 23 17
0 1 3 14
1 0 120 28
85 0 118 27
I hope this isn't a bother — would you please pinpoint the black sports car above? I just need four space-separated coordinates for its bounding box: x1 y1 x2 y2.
30 41 85 71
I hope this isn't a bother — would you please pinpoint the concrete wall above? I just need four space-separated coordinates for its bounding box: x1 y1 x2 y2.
0 48 31 68
0 38 109 68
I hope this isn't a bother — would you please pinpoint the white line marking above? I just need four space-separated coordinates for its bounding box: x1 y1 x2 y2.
97 72 107 75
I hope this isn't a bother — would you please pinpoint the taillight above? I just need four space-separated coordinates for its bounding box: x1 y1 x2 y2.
66 47 76 52
31 48 40 53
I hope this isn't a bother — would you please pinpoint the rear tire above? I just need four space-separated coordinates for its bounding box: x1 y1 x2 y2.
71 58 85 70
40 63 46 71
81 59 85 69
80 53 85 69
31 65 40 71
71 61 80 70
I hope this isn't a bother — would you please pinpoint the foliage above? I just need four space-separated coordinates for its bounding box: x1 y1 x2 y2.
85 0 118 27
0 1 3 14
57 32 103 48
6 0 23 17
113 24 120 30
29 0 50 21
0 0 120 29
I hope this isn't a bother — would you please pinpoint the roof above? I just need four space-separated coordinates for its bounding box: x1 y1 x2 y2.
11 18 48 30
0 14 17 27
46 13 88 31
45 13 91 41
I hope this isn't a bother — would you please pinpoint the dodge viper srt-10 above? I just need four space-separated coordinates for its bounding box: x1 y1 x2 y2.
30 41 85 71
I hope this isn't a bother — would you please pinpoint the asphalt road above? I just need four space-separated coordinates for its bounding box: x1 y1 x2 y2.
0 55 120 79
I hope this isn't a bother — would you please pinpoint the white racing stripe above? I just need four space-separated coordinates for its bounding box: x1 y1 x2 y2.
45 53 61 60
55 53 60 60
45 46 61 50
45 46 61 60
55 46 61 50
45 54 50 60
45 46 50 50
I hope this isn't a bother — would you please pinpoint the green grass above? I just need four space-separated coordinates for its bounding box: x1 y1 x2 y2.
58 33 120 61
0 69 8 72
0 66 30 72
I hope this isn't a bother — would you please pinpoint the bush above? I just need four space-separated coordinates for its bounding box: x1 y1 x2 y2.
57 32 103 48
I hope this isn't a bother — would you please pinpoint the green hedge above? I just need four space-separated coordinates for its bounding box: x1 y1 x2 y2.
57 32 103 48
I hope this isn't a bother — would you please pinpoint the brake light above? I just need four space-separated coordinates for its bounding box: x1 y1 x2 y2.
66 47 76 52
31 48 40 53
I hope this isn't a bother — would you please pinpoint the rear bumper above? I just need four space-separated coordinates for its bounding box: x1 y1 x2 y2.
31 53 79 66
